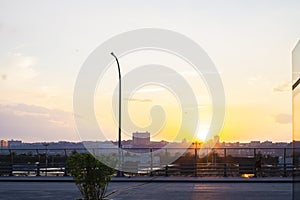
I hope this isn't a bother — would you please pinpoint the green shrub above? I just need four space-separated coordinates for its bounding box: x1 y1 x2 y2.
66 152 115 200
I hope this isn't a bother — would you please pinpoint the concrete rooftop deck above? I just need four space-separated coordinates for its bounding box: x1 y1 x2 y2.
0 176 297 200
0 176 295 183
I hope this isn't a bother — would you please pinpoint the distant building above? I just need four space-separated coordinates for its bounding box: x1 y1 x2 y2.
250 141 260 147
214 135 220 144
8 140 22 147
261 141 273 146
132 131 150 146
0 140 8 148
293 141 300 148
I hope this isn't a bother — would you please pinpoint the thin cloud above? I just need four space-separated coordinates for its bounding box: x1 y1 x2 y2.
0 104 74 127
0 52 38 81
273 81 291 93
273 113 292 124
124 98 152 102
0 104 77 141
247 75 263 85
134 87 166 93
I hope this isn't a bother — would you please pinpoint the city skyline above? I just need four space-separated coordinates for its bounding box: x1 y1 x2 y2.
1 136 298 144
1 137 297 149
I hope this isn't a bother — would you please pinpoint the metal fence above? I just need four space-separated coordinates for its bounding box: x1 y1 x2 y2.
0 147 299 177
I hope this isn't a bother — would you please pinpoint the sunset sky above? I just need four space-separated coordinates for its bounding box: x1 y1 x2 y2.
0 1 299 142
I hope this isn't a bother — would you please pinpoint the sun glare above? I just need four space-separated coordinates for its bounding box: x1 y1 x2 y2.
197 128 209 141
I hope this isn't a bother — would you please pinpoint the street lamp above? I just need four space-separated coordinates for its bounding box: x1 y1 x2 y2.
192 142 202 177
110 52 123 177
42 143 49 176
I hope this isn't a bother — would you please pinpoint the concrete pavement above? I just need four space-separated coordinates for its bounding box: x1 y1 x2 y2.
0 181 293 200
0 176 295 183
0 176 296 199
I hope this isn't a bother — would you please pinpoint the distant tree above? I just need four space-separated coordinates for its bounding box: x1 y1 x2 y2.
66 152 115 200
174 152 194 163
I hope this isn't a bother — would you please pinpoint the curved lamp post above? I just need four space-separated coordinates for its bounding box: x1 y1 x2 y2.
110 52 123 177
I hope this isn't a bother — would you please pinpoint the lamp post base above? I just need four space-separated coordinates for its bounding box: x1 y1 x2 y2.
116 170 124 177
